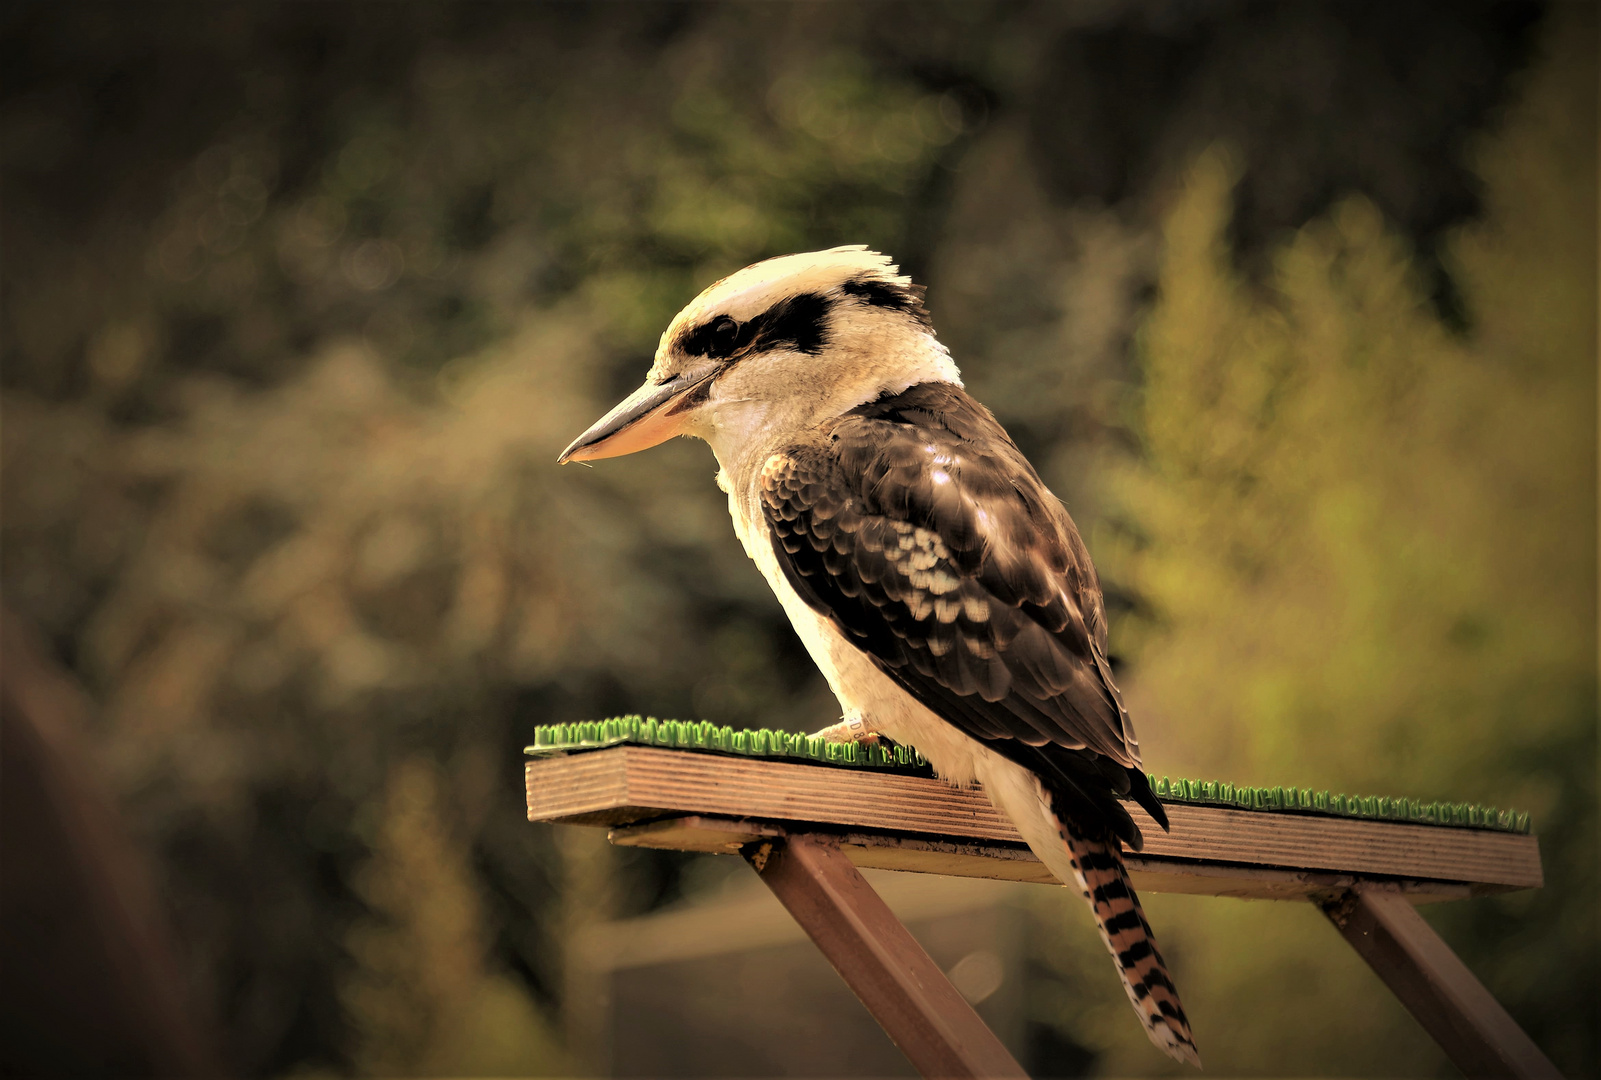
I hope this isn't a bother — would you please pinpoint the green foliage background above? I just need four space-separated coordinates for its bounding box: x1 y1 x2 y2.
1047 25 1596 1074
1 3 1593 1077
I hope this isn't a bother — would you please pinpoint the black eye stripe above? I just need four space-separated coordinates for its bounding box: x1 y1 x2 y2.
759 292 830 355
678 292 833 360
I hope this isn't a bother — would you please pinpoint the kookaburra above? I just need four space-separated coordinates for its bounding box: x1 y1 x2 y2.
558 246 1200 1067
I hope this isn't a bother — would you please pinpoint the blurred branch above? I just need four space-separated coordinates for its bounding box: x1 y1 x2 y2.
558 825 617 1076
0 605 225 1078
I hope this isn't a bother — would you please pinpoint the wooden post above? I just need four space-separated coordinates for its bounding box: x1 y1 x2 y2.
744 832 1029 1080
1322 886 1560 1078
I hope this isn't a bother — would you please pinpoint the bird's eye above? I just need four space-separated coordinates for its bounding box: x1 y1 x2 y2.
680 314 747 359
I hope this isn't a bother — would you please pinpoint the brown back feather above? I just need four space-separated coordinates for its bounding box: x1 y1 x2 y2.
760 381 1167 845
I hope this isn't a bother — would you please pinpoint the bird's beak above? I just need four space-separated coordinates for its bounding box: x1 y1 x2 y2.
557 368 715 464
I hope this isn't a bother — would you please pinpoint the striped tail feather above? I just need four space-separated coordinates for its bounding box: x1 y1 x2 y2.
1059 819 1202 1068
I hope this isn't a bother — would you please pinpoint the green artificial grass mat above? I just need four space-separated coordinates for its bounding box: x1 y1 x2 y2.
528 715 931 772
526 715 1530 834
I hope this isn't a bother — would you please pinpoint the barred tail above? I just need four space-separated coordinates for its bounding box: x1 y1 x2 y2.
1060 821 1201 1068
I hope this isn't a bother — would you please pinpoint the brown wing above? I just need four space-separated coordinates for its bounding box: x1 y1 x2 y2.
761 382 1165 844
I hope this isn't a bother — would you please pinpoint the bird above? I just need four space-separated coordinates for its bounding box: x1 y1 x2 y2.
558 245 1200 1067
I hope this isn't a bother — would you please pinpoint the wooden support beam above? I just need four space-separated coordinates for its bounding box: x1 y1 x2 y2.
1321 887 1560 1078
608 814 1476 903
743 831 1028 1080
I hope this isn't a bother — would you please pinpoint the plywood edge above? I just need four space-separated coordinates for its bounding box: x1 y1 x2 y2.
525 750 661 825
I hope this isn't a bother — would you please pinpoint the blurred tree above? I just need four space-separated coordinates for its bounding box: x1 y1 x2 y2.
1074 11 1595 1074
3 5 975 1073
0 1 1579 1076
338 757 570 1077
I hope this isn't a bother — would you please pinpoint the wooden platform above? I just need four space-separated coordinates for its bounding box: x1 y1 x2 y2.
526 744 1557 1078
525 745 1541 902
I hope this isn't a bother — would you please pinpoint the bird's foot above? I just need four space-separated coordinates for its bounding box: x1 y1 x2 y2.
808 715 896 749
809 717 866 743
